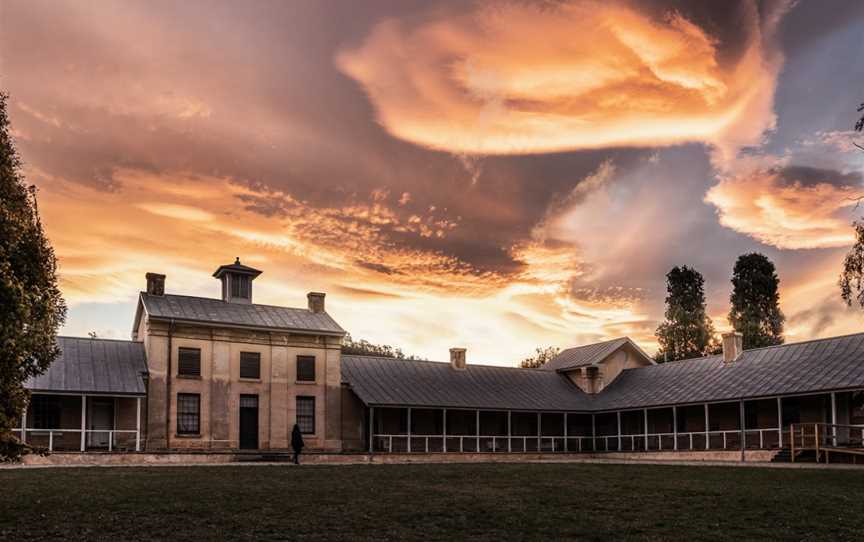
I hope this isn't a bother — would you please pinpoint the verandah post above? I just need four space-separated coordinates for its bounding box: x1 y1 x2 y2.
443 408 447 453
368 406 374 454
617 411 622 451
704 403 710 450
831 392 837 446
643 409 648 450
407 407 412 453
672 406 678 451
563 412 568 453
21 406 26 444
777 397 783 449
136 396 141 452
80 394 86 452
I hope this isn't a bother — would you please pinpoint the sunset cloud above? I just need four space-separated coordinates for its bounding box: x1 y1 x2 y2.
337 0 786 156
704 166 863 250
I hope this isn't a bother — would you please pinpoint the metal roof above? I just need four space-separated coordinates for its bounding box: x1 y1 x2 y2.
542 337 653 372
139 293 345 335
592 333 864 411
342 334 864 412
341 355 592 411
26 337 147 395
212 258 262 278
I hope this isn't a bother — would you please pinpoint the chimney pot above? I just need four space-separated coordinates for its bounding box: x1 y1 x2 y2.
145 273 166 296
449 347 467 370
307 292 326 313
722 332 743 363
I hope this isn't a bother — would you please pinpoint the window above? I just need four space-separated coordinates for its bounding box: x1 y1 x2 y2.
177 394 200 435
32 395 62 429
231 274 250 299
296 355 316 382
240 352 261 379
178 347 201 377
296 396 315 434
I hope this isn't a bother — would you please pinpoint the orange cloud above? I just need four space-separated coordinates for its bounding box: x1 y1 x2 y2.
704 167 863 249
337 0 786 156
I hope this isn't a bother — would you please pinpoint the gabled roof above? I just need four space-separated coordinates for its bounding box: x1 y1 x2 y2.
341 355 592 411
542 337 653 372
591 333 864 411
26 337 147 395
136 292 345 335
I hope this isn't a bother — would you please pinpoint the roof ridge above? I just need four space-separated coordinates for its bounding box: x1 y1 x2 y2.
560 336 626 352
143 291 317 313
647 331 864 367
57 335 140 344
342 354 555 373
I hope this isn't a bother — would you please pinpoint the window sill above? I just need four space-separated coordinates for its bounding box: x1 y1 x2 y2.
175 433 201 438
295 380 317 385
239 378 262 383
176 375 202 380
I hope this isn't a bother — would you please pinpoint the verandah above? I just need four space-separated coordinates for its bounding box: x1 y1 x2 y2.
367 390 863 454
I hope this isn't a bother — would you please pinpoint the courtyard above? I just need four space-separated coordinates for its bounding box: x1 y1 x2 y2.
1 463 862 541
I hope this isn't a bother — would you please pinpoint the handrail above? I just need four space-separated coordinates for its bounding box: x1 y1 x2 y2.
15 428 139 452
789 423 864 463
371 428 785 453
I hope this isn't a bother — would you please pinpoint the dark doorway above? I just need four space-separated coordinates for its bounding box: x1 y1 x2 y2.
239 395 259 450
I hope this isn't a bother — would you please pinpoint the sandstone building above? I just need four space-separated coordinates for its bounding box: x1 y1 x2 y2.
17 260 864 460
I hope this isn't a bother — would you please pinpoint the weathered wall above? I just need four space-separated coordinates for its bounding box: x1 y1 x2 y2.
341 387 366 452
142 316 342 452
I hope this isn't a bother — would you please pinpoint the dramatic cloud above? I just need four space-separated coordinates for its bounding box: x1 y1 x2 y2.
705 166 864 249
337 0 786 156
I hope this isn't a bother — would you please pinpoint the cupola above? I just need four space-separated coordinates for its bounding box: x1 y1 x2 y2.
212 257 262 304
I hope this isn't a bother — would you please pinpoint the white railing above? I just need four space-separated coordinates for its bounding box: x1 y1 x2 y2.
12 428 140 452
371 428 784 454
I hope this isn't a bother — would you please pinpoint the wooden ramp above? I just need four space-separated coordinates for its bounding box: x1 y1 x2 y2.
790 423 864 464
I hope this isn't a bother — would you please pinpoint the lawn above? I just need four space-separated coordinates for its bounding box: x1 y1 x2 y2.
1 463 862 541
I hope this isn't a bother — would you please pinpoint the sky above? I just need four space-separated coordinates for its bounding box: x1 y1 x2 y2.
2 0 864 365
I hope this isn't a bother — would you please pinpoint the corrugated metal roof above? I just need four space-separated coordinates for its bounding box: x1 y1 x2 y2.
542 338 629 371
342 334 864 412
25 337 147 395
341 355 592 411
140 293 345 335
592 333 864 410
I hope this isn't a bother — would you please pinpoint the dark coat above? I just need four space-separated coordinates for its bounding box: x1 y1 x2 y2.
291 425 305 451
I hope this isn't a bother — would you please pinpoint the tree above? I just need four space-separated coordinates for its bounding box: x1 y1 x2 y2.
839 221 864 309
654 266 717 362
520 346 560 368
0 93 67 461
341 334 426 360
728 253 784 350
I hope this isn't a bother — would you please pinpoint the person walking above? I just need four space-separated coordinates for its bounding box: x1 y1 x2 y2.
291 423 305 465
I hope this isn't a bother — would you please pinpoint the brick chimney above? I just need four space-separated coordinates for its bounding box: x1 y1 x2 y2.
449 348 467 370
307 292 326 313
145 273 166 296
722 332 743 363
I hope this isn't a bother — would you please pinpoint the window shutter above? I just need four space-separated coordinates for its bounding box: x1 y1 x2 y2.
296 356 315 382
240 352 261 379
178 348 201 377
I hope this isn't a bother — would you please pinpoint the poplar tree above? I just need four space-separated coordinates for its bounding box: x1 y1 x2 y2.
655 266 717 362
0 93 67 461
728 253 784 350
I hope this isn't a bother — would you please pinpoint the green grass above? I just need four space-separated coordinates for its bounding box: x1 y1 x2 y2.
1 463 862 541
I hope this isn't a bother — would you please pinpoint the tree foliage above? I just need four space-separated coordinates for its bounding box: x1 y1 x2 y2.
728 253 784 350
519 346 560 368
0 93 67 461
839 221 864 309
654 266 718 362
340 334 426 360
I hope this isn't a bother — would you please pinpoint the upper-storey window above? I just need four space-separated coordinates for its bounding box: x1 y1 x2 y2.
240 351 261 379
178 347 201 377
296 355 315 382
